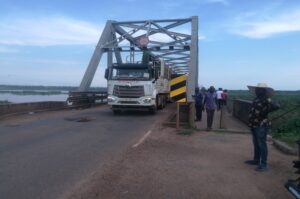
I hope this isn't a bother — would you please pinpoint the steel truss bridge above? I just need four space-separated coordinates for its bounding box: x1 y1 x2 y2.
79 16 198 101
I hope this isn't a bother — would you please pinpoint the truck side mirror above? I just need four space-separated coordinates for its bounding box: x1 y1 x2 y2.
151 69 155 79
152 69 159 80
155 70 159 80
104 68 109 79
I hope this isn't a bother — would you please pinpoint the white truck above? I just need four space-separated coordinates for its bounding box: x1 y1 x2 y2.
104 59 170 114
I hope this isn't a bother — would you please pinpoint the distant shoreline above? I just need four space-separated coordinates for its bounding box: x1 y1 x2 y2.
0 85 106 104
0 90 67 95
0 85 107 92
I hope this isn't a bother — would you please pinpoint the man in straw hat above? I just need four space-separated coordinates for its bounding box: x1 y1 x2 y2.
245 83 280 172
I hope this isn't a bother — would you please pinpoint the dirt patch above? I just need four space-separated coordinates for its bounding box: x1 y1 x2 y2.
64 126 297 199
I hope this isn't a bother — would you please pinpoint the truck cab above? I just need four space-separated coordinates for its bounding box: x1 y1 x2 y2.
105 60 170 114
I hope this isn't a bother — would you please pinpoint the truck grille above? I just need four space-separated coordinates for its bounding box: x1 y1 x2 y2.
113 85 145 98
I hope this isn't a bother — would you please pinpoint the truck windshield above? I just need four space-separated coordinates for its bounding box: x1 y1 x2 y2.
111 68 150 80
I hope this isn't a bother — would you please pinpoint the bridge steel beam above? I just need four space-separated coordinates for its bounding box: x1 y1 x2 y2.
79 21 114 91
78 16 199 101
187 16 198 101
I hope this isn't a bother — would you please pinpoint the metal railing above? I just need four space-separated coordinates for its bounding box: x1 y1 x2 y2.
67 91 107 106
232 99 252 124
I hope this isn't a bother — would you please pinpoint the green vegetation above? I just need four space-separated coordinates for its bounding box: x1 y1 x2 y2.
227 90 253 113
269 92 300 147
228 90 300 147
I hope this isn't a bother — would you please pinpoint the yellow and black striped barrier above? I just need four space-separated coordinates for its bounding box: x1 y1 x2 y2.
170 74 187 102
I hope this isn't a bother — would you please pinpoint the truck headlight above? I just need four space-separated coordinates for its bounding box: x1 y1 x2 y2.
143 97 152 103
107 96 116 102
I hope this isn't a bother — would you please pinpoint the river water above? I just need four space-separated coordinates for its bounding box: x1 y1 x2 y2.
0 93 68 103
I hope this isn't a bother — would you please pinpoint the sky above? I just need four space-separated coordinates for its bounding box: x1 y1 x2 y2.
0 0 299 90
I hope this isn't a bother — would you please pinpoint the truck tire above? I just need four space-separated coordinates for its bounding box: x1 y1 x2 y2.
158 95 166 109
150 99 158 114
157 95 163 110
162 95 166 109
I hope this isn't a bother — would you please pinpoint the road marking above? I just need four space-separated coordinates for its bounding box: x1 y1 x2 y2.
132 130 152 148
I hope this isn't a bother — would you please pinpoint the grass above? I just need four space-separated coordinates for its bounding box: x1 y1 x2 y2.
273 132 300 147
228 90 300 147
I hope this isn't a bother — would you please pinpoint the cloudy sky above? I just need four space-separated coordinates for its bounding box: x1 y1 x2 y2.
0 0 299 90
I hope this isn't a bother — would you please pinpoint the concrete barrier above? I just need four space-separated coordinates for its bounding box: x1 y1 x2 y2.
232 99 252 124
273 139 297 155
0 101 67 117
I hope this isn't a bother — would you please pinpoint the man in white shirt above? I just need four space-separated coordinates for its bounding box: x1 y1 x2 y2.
216 88 223 110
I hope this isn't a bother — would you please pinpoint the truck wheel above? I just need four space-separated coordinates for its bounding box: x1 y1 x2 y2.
162 96 166 108
157 95 163 110
150 99 158 114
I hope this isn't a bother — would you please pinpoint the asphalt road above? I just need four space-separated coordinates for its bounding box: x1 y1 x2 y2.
0 106 168 199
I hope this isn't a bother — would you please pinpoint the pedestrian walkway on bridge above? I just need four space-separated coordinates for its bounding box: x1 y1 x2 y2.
196 107 250 133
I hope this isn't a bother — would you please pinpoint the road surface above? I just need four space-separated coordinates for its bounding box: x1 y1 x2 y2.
67 127 295 199
0 106 168 199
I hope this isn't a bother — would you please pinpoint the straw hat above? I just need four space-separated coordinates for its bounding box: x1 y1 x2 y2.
247 83 274 97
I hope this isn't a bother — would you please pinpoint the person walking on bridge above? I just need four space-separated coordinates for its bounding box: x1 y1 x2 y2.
245 83 280 172
216 88 223 110
203 86 217 131
194 87 204 121
222 89 228 106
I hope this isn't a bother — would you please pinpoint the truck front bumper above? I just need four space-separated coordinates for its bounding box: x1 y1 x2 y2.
107 95 156 109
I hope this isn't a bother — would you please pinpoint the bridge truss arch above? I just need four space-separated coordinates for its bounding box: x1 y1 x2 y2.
79 16 198 101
